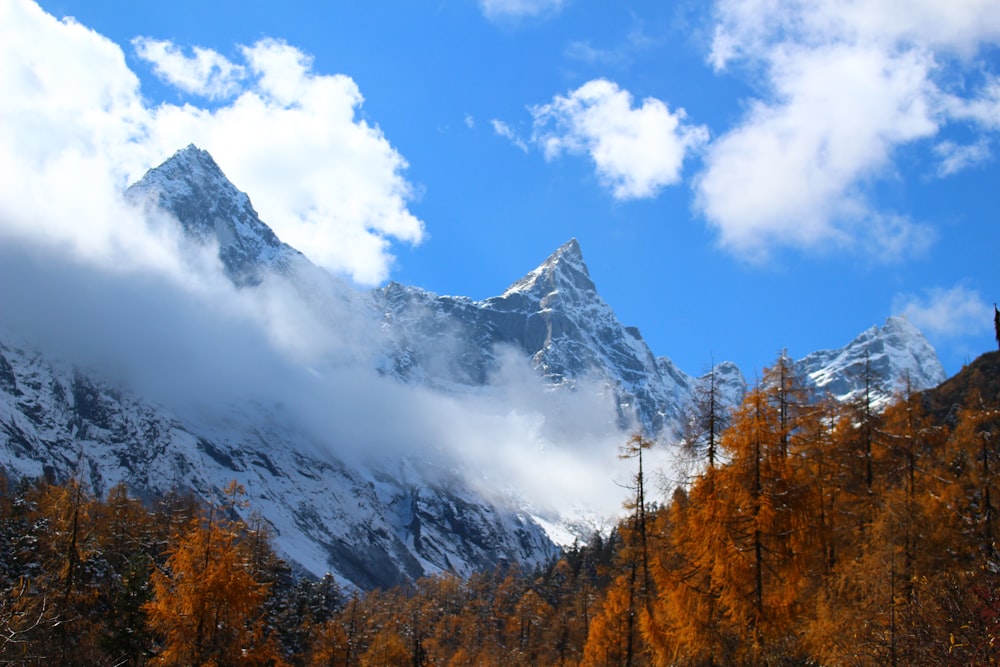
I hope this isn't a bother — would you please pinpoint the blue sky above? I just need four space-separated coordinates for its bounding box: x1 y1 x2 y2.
5 0 1000 379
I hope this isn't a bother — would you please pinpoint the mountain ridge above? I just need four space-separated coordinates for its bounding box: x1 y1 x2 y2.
0 145 952 588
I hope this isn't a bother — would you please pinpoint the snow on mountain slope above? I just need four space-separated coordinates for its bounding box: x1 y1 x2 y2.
0 145 561 589
0 145 952 586
0 339 557 589
374 240 696 437
797 315 947 405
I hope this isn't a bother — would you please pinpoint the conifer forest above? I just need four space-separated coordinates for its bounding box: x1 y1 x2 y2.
1 352 998 666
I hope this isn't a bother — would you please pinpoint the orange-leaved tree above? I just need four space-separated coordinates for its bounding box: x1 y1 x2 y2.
144 480 283 666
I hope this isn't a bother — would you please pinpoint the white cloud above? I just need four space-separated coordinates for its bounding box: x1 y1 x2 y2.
479 0 564 21
944 75 1000 131
144 38 426 285
934 139 992 177
697 0 1000 261
709 0 1000 69
491 118 528 152
696 44 938 259
531 79 709 200
0 0 166 272
133 37 244 100
893 285 991 339
0 0 424 286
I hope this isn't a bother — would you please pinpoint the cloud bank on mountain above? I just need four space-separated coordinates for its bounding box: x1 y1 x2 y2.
0 0 423 286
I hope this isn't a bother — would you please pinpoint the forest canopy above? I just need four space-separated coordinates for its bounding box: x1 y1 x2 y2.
1 352 998 666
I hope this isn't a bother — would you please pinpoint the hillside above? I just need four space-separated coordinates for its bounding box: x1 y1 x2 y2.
924 350 1000 424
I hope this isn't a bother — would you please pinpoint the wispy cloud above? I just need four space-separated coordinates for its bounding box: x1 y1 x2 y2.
0 0 423 286
530 79 708 200
133 37 245 100
479 0 564 21
491 119 528 152
565 24 657 67
944 77 1000 131
893 285 991 339
695 0 1000 262
934 139 992 177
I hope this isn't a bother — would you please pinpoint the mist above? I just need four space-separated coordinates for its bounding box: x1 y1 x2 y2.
0 197 641 522
0 0 655 528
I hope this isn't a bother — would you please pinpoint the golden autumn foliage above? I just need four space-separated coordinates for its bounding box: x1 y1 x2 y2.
1 351 998 666
144 481 284 666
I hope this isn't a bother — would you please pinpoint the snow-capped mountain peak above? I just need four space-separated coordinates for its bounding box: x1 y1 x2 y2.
502 238 596 302
797 314 947 403
126 144 302 286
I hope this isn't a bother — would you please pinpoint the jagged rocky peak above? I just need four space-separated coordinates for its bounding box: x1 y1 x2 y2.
501 238 597 305
797 315 947 402
126 145 300 286
128 145 254 235
704 360 747 409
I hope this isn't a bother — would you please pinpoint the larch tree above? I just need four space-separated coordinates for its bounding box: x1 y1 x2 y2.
144 481 282 667
709 364 815 664
646 485 735 667
948 389 1000 556
680 362 731 474
580 574 641 667
621 434 655 666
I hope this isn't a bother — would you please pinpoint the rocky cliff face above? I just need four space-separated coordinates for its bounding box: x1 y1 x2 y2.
373 239 695 436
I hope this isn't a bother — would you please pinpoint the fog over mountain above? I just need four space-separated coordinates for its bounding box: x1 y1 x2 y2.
0 146 947 587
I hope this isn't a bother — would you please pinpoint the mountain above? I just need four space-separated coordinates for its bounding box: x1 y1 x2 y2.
2 145 559 589
0 145 952 588
0 340 557 589
373 239 695 436
797 315 947 406
126 144 304 286
372 246 946 437
922 350 1000 425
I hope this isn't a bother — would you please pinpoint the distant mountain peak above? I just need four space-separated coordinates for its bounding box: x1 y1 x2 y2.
797 314 946 403
502 238 596 301
126 145 301 286
139 144 233 196
882 314 921 338
551 237 583 261
171 143 219 169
